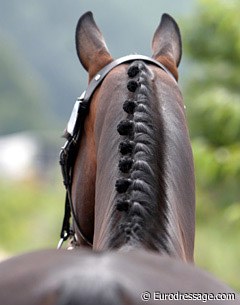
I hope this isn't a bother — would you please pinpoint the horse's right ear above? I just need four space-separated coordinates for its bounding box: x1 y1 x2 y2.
152 14 182 81
76 12 113 81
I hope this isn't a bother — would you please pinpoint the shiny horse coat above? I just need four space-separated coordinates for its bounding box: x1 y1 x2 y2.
71 12 195 262
0 249 238 305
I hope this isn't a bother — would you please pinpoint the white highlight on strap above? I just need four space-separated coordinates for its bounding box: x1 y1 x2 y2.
66 91 86 136
94 74 101 81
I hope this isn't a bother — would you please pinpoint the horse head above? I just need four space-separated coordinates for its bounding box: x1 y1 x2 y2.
66 12 195 262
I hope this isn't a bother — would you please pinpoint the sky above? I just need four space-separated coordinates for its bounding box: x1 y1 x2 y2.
0 0 196 122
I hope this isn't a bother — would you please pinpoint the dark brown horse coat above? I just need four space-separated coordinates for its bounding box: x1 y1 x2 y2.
0 249 238 305
71 12 195 262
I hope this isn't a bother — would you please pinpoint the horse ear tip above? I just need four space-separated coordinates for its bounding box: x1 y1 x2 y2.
77 11 94 29
160 13 179 30
84 11 94 19
162 13 173 20
161 13 170 20
81 11 93 18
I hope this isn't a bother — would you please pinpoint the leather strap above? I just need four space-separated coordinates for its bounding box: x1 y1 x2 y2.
84 54 176 103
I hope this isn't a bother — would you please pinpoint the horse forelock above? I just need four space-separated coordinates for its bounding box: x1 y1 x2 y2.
109 60 170 253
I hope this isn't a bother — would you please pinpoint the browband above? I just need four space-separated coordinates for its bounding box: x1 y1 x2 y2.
84 54 176 103
67 54 176 137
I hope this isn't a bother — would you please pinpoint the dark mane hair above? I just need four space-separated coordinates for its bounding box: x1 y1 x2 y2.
109 60 170 252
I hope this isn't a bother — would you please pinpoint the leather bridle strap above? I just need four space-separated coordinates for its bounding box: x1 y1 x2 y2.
84 54 176 103
58 54 176 249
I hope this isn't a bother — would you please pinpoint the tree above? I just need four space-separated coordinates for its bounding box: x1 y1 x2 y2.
183 0 240 290
184 0 240 196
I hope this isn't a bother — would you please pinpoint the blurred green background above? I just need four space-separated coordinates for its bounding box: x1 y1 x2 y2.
0 0 239 291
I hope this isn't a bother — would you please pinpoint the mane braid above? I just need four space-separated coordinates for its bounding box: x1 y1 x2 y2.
110 60 170 253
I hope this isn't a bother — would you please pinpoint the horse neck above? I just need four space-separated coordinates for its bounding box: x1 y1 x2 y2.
92 61 195 261
154 75 195 262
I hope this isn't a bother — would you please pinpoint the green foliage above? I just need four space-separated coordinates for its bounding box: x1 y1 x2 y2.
185 0 240 64
184 0 240 191
0 179 64 253
195 194 240 291
193 140 240 187
183 0 240 291
190 88 240 146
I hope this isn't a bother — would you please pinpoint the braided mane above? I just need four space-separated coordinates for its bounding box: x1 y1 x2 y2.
109 60 169 252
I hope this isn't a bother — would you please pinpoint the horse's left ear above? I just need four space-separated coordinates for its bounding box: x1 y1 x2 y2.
152 14 182 81
76 12 113 81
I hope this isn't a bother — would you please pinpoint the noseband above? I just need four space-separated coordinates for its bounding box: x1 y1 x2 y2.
58 54 176 249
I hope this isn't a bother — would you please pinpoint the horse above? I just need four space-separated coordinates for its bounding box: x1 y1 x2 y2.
0 11 239 305
0 249 238 305
60 11 196 263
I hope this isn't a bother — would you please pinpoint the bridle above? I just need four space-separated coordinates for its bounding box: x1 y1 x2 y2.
57 54 176 249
